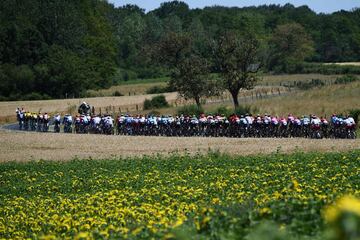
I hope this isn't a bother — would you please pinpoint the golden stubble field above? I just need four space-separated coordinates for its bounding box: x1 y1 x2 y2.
0 92 178 121
0 130 359 162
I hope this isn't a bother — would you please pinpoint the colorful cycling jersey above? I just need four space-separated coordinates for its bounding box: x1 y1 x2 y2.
294 118 301 126
288 115 295 123
280 118 287 126
335 117 344 125
64 115 73 123
104 117 114 127
125 116 133 124
191 117 199 124
271 117 278 125
245 116 253 124
301 117 310 125
93 116 101 125
311 118 321 125
54 115 61 122
82 116 88 124
264 116 271 124
118 116 125 123
331 116 338 124
240 117 247 125
344 117 355 126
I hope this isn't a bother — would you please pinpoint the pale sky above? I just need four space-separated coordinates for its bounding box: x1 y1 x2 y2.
109 0 360 13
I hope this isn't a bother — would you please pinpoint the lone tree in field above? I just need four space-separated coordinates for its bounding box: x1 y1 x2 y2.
214 32 260 109
170 55 219 107
157 32 219 107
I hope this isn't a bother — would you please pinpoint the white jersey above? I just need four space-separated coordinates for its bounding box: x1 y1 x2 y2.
168 117 174 124
64 116 73 123
118 116 126 123
294 119 301 126
54 115 61 122
93 117 101 125
302 118 310 125
240 118 247 125
199 117 207 123
264 116 271 124
311 118 321 125
105 117 114 126
139 117 146 123
245 116 253 124
271 117 278 125
344 117 355 126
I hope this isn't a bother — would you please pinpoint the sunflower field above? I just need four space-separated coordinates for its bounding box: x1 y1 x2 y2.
0 151 359 240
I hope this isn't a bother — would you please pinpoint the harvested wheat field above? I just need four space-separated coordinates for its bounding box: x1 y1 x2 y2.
0 93 178 119
325 62 360 66
0 130 359 162
249 81 360 116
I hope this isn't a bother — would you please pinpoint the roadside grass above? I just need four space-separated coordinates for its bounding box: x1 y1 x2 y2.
324 62 360 66
260 74 346 86
200 81 360 117
117 76 170 85
86 82 168 97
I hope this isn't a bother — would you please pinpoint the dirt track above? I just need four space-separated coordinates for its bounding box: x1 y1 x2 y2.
0 130 359 162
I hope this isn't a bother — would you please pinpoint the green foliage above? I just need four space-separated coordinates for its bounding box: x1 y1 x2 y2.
22 92 51 101
213 105 255 117
113 90 124 97
0 0 116 100
298 63 360 75
2 2 360 100
349 109 360 124
177 105 204 116
334 75 358 85
235 105 253 116
145 85 174 94
269 23 314 72
290 79 326 90
215 106 232 116
214 31 260 108
143 95 169 110
171 55 220 107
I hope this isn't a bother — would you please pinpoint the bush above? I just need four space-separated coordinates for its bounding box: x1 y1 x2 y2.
293 79 326 90
143 95 169 110
298 63 360 75
349 109 360 124
113 90 124 96
136 67 167 79
23 92 51 101
143 99 153 110
214 106 232 116
0 92 52 101
146 85 175 94
148 110 161 116
334 75 358 84
235 105 253 116
177 105 204 116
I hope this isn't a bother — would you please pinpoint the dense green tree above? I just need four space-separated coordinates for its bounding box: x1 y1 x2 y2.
153 1 190 19
269 23 314 72
156 32 192 68
1 1 360 101
170 55 219 107
214 32 260 108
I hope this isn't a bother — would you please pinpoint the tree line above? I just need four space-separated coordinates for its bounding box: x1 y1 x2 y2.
0 1 359 101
